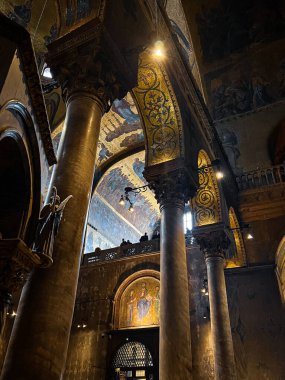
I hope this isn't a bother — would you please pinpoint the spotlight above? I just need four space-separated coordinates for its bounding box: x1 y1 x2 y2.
82 324 87 328
153 40 165 58
11 311 17 317
216 171 224 180
246 233 254 240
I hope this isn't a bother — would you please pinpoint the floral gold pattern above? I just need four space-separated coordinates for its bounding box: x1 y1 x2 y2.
227 207 246 268
192 150 221 226
133 51 183 166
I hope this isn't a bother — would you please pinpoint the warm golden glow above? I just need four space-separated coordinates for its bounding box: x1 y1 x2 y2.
118 276 160 329
153 40 165 58
216 171 224 180
246 233 254 240
133 50 183 166
192 150 222 226
228 207 246 267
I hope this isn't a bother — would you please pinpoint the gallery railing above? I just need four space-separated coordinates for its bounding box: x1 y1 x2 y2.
82 239 160 265
82 234 196 265
236 163 285 191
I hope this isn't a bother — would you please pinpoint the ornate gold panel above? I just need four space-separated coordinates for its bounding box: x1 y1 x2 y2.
192 150 221 226
133 51 184 166
118 276 160 329
227 207 246 268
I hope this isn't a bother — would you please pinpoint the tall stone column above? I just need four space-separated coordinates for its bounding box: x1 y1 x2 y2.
195 224 237 380
1 25 126 380
146 165 195 380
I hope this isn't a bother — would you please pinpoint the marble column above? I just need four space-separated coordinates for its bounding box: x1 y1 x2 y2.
196 225 237 380
147 167 195 380
1 31 124 380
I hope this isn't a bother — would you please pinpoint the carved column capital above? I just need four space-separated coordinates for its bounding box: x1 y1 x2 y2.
0 239 41 294
46 20 129 111
192 224 230 260
144 160 195 209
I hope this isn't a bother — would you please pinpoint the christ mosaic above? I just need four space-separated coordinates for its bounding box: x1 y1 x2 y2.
119 277 160 329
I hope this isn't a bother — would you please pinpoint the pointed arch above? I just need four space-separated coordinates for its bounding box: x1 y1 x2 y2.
228 207 246 268
132 51 184 167
192 149 221 226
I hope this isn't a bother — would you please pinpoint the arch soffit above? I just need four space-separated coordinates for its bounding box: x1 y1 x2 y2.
192 149 222 227
276 235 285 272
228 207 246 268
132 51 184 167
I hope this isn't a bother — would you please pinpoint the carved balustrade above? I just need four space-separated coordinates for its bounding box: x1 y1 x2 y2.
82 235 197 265
236 163 285 190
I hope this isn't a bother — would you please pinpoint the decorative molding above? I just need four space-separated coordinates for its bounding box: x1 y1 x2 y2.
0 14 57 165
239 184 285 222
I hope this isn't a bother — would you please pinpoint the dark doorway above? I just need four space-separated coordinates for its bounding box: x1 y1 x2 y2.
0 134 30 238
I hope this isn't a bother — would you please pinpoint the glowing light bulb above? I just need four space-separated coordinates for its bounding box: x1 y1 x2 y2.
216 171 224 179
246 233 254 240
153 40 165 58
119 195 125 206
82 324 87 328
11 311 17 317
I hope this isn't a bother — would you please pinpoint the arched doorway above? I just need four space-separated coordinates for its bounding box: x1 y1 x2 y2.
0 132 31 239
112 341 154 380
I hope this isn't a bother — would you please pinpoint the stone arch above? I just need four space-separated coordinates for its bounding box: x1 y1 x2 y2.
0 101 41 244
132 51 184 167
228 207 246 268
191 149 222 226
113 269 160 329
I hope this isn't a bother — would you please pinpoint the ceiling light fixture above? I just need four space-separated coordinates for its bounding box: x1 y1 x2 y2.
118 185 149 211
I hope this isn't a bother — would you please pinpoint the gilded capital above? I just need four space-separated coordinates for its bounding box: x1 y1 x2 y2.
46 19 128 111
192 224 230 260
145 164 196 209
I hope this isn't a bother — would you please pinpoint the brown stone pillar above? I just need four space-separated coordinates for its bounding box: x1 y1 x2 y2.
195 224 237 380
146 166 195 380
1 28 124 380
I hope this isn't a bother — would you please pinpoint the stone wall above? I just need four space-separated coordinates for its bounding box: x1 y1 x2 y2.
64 254 160 380
64 249 285 380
